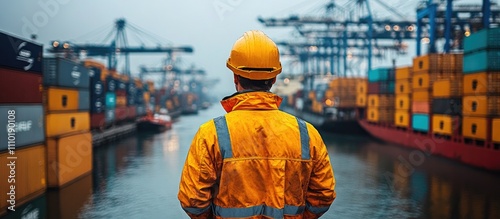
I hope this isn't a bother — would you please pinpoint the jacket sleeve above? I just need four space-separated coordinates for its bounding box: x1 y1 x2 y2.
305 126 336 218
178 124 218 219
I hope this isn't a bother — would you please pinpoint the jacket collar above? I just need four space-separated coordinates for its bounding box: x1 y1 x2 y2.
220 90 283 113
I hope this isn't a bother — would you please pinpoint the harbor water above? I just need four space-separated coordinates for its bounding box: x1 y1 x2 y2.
4 105 500 219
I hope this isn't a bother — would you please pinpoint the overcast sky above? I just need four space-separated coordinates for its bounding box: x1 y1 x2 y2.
0 0 480 98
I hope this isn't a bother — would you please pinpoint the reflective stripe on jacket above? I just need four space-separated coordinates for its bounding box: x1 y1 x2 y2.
178 91 336 219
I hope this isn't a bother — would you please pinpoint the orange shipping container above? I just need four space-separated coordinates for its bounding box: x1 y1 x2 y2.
462 96 500 117
433 79 463 97
396 94 411 110
395 110 410 127
395 80 412 94
432 114 460 136
493 119 500 143
413 54 443 73
442 53 463 72
0 145 46 210
367 107 395 123
116 96 127 107
413 90 430 102
44 87 80 111
412 73 431 90
45 112 90 137
463 72 500 95
462 117 489 140
356 81 367 94
46 132 93 188
396 66 412 80
412 101 430 114
368 95 395 108
356 95 367 107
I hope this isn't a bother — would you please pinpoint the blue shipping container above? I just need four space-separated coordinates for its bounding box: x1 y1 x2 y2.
88 66 102 83
105 92 116 108
78 90 90 111
43 58 90 89
464 28 500 53
368 68 393 82
412 114 430 132
0 105 45 150
105 109 115 123
106 76 117 92
463 50 500 73
91 96 104 113
91 80 104 97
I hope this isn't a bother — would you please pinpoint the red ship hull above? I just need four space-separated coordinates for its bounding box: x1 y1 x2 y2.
359 120 500 172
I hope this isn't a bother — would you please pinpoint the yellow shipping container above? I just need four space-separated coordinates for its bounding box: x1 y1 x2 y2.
357 81 367 94
433 79 462 97
45 112 90 137
47 132 93 188
143 92 150 103
368 107 395 123
395 80 412 94
412 73 431 89
462 117 488 140
396 94 411 110
356 95 367 107
462 96 500 117
0 145 46 210
45 87 80 111
413 90 430 102
493 119 500 143
396 66 412 80
395 110 410 127
432 114 459 136
413 54 442 73
463 72 500 95
368 95 395 108
116 96 127 107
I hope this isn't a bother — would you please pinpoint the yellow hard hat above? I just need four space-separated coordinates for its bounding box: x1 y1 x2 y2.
226 30 282 80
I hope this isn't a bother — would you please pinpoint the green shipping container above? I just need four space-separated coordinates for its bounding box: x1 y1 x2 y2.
464 28 500 53
463 50 500 73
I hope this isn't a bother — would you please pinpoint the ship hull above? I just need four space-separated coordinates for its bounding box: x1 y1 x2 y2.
359 120 500 172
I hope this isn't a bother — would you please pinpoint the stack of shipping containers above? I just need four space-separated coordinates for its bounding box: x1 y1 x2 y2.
115 74 128 122
432 53 463 137
126 76 137 120
42 57 92 188
394 67 412 128
367 68 395 123
135 78 147 117
356 79 368 108
411 54 442 132
105 71 117 125
0 32 46 213
84 60 107 130
462 28 500 143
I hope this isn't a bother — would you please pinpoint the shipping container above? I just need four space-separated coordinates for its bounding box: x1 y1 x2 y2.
379 81 395 94
395 110 410 127
136 105 146 117
432 98 462 115
0 145 46 208
396 94 411 110
367 107 395 123
412 114 430 132
106 76 117 92
116 95 127 107
84 59 107 81
395 79 412 94
0 105 44 151
412 101 431 114
90 113 105 130
117 80 127 91
0 68 42 103
0 31 43 73
45 112 90 137
115 106 128 121
368 68 394 82
413 54 443 73
463 28 500 53
87 66 102 83
442 53 463 73
127 106 137 119
412 73 431 90
367 83 380 94
493 118 500 143
44 87 89 111
91 80 104 97
368 95 395 108
336 98 357 108
463 72 500 95
462 96 500 116
433 79 462 97
432 115 460 136
46 131 92 187
356 95 367 107
462 116 489 140
90 96 104 114
356 81 367 94
105 109 115 124
463 50 500 73
105 92 116 108
413 90 430 102
395 66 412 80
43 58 90 89
47 173 92 219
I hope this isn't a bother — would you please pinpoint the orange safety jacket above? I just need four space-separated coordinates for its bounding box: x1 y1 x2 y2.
178 91 336 218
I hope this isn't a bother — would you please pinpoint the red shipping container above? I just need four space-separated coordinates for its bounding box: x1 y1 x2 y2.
90 113 105 130
0 67 42 103
127 106 137 119
115 90 127 97
412 101 430 114
115 106 128 121
367 82 380 94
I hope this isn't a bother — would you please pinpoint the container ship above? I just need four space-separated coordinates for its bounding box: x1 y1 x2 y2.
357 28 500 172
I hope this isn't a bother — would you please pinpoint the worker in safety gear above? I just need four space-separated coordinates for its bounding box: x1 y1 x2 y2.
178 30 336 219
